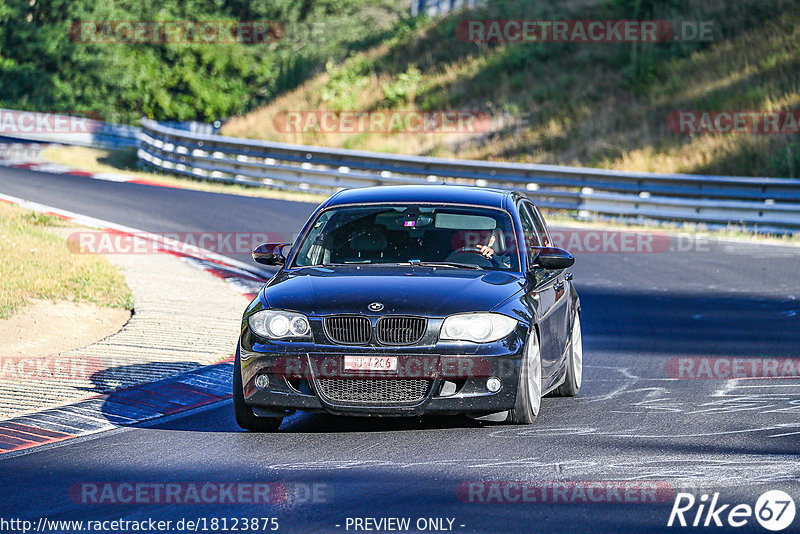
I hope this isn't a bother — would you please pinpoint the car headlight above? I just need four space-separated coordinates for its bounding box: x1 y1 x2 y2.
249 310 311 339
440 313 518 343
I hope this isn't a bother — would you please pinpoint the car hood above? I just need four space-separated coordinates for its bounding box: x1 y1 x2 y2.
262 266 525 317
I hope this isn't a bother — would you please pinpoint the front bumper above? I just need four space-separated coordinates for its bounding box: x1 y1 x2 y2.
238 330 526 417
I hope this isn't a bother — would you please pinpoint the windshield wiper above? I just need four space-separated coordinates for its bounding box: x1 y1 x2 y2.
400 261 485 270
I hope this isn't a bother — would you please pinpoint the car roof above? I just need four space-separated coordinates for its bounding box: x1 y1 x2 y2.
323 185 515 210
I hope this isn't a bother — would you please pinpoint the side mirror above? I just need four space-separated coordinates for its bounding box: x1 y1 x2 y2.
252 242 290 266
531 247 574 270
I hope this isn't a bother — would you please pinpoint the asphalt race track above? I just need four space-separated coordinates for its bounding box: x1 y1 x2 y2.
1 167 799 533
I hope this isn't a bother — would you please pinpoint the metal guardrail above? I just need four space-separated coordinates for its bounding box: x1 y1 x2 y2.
138 118 800 233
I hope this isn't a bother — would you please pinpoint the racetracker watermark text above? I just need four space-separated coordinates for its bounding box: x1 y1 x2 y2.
273 111 492 134
70 482 331 505
457 481 675 504
69 21 284 43
0 110 99 134
667 357 800 379
273 355 493 380
668 111 800 134
67 231 289 255
549 229 710 254
456 20 713 43
0 355 102 382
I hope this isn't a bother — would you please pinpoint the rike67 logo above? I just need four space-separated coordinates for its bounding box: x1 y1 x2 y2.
668 490 796 531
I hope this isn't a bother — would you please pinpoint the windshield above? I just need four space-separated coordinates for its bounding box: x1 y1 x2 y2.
292 205 520 271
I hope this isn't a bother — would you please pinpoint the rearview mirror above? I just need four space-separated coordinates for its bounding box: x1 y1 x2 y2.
531 247 574 270
252 242 291 266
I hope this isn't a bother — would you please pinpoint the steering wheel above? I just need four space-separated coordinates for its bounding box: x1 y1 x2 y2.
449 246 500 267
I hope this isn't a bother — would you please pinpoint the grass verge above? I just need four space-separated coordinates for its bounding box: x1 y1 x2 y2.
0 202 134 319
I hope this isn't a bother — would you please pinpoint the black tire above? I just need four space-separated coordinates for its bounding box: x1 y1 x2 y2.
233 350 283 432
554 311 582 397
508 330 542 424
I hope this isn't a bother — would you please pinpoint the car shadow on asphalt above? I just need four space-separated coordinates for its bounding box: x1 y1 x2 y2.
278 411 486 433
80 361 205 396
146 402 494 434
84 362 498 433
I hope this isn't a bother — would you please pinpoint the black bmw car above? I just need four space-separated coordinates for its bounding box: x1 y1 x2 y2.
234 185 582 431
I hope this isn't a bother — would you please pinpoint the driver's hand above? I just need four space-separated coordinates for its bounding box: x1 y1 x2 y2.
477 245 495 258
478 235 496 258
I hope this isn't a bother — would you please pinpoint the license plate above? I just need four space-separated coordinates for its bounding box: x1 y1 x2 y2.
343 356 398 373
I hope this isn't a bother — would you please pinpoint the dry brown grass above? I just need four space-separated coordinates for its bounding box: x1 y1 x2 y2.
222 2 800 178
0 203 133 319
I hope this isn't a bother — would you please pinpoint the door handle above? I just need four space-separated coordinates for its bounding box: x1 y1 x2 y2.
565 272 573 281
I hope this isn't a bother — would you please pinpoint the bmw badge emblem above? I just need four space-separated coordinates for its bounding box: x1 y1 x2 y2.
368 302 384 312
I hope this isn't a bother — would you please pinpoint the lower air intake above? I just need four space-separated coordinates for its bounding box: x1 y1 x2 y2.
315 379 430 405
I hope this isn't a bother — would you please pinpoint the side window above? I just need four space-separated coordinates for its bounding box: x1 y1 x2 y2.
295 212 331 266
517 202 541 264
528 204 552 247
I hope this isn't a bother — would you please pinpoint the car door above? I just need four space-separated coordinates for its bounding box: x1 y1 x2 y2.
527 202 571 387
518 201 562 387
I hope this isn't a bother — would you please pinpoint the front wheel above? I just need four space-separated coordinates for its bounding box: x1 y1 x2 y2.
233 350 283 432
508 330 542 424
554 310 582 397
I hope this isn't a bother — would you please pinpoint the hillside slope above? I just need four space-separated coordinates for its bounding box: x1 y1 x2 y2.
222 0 800 178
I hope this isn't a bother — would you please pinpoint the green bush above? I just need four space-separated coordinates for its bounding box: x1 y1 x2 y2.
381 65 421 107
0 0 408 123
767 142 800 178
321 61 369 112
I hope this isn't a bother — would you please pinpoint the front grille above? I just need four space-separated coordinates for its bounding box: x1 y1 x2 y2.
324 316 372 345
377 316 427 345
315 378 431 405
